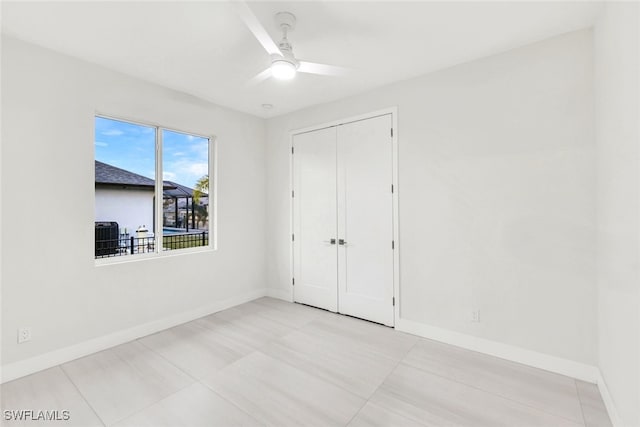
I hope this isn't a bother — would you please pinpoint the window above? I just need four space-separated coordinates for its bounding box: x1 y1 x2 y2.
94 116 212 260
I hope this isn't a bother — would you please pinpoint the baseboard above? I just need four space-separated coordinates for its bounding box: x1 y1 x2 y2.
396 318 599 383
0 288 268 384
265 287 293 302
596 370 622 427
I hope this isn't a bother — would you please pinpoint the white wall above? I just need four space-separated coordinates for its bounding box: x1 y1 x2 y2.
594 2 640 425
95 188 154 236
1 37 267 368
266 30 596 365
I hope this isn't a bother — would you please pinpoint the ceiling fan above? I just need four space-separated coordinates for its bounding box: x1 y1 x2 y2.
234 1 350 84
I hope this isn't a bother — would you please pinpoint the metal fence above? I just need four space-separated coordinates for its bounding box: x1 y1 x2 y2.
95 231 208 258
162 232 209 251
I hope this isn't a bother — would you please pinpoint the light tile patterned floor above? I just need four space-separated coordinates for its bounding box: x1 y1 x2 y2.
1 298 612 427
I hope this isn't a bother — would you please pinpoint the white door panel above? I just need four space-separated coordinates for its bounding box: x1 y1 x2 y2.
337 115 394 326
292 127 338 312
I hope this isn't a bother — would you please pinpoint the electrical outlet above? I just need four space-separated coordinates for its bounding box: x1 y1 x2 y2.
471 310 481 323
18 327 32 344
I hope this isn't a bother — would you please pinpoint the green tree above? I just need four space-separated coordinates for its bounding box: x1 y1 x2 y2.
194 174 209 204
194 204 209 228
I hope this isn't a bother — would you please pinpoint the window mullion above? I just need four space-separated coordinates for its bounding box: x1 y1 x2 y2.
155 127 163 254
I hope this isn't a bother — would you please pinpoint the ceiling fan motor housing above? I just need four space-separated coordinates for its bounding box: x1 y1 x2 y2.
271 53 299 71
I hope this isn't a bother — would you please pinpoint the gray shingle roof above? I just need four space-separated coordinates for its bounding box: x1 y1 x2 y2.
163 180 203 198
95 160 156 188
95 161 201 197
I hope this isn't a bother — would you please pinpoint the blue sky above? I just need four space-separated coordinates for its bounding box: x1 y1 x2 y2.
95 116 209 190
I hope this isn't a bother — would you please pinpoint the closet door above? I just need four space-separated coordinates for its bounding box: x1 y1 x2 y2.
292 127 338 312
337 114 394 326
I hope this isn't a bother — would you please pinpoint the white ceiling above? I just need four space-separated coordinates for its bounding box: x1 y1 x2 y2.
2 1 601 118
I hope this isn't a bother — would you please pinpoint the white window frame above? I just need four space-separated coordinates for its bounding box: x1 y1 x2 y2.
94 113 217 266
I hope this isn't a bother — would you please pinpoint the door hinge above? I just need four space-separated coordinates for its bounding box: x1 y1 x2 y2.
392 240 395 249
292 190 295 198
391 184 394 193
292 234 295 241
291 146 294 154
292 277 295 286
393 297 395 306
391 128 393 137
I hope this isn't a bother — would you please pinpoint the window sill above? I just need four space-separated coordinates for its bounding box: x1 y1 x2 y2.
95 245 215 267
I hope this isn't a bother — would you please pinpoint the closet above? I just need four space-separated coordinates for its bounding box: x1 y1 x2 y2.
292 113 396 326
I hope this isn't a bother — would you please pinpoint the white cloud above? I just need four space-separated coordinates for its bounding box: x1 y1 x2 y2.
95 141 108 147
163 160 209 187
189 163 208 176
191 141 209 156
163 171 177 181
102 129 124 136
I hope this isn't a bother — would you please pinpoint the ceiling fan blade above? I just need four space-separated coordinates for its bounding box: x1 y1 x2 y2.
246 68 272 87
298 61 351 76
233 1 282 56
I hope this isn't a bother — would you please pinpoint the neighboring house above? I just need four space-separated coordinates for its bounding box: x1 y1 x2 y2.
95 161 207 234
95 160 160 235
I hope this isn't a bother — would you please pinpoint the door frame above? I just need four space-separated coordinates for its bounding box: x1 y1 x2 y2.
288 107 400 326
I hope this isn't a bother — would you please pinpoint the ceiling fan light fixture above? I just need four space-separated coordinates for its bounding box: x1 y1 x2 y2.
271 59 297 80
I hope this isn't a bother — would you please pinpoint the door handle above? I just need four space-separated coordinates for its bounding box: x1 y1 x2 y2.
324 238 337 245
338 239 347 246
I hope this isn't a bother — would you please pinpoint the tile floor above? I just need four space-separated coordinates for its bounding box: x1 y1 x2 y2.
1 297 612 426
